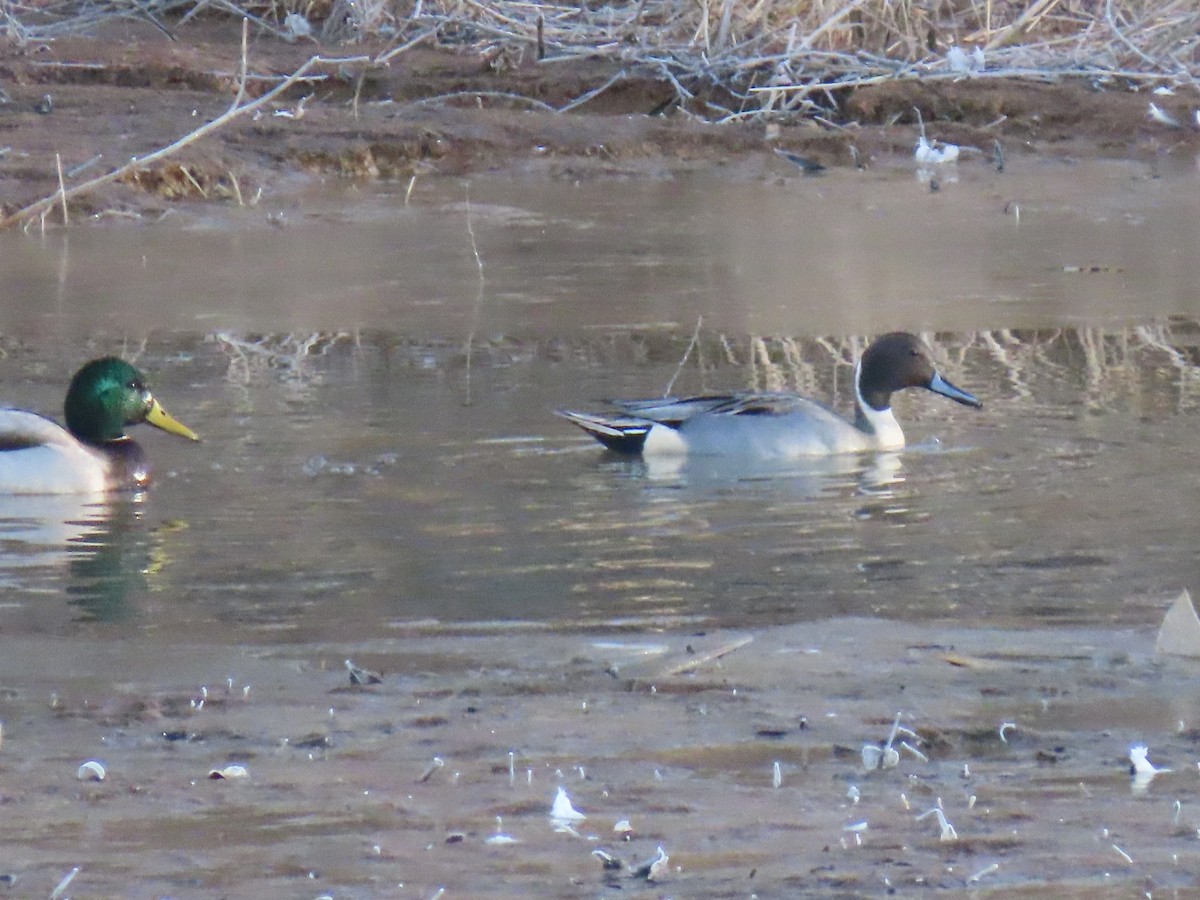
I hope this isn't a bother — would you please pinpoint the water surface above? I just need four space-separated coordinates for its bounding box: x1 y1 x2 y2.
0 158 1199 896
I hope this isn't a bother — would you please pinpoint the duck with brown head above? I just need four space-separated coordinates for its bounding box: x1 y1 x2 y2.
557 332 982 458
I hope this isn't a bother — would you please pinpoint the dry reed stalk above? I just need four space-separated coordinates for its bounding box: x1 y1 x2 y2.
375 27 437 65
409 90 557 112
54 152 68 225
984 0 1062 50
2 0 1198 134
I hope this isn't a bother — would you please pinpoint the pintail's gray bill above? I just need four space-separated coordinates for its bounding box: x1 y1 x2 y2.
929 372 983 409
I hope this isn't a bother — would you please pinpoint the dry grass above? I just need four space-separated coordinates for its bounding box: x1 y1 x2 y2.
2 0 1196 229
1 0 1197 121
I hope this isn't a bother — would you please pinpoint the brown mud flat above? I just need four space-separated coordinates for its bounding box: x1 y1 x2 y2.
2 21 1199 223
1 617 1197 897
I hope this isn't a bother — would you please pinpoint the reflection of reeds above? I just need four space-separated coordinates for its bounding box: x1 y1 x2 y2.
215 330 353 373
205 322 1200 411
727 326 1200 411
213 331 355 405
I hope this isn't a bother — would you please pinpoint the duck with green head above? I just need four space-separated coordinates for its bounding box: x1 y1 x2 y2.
0 357 198 494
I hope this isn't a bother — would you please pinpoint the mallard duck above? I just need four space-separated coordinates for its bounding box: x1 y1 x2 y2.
0 357 199 494
557 332 982 457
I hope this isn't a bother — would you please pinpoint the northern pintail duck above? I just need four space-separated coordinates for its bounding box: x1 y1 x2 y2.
557 332 981 457
0 357 199 494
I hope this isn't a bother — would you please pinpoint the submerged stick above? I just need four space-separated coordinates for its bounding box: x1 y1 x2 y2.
462 184 486 406
50 868 80 900
663 316 704 397
656 634 753 676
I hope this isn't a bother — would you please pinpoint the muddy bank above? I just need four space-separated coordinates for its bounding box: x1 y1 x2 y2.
2 21 1199 222
1 617 1196 896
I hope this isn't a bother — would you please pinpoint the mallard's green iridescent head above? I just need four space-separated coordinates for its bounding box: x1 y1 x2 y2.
63 357 199 446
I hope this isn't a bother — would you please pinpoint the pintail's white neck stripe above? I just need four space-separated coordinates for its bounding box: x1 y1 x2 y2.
854 358 905 449
854 359 869 408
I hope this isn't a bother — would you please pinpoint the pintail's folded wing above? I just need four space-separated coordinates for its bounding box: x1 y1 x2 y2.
558 393 815 453
612 392 808 423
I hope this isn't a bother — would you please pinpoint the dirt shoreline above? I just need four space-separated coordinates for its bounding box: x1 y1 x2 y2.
4 615 1195 897
3 21 1199 224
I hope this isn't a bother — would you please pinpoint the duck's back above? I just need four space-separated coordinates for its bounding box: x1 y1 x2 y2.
0 410 108 494
675 398 872 457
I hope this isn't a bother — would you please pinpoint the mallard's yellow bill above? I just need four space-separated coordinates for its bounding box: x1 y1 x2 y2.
145 399 200 441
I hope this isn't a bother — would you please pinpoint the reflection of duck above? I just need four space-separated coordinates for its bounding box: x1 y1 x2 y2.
0 493 112 570
558 333 982 458
66 499 156 623
608 444 906 497
0 491 186 622
0 358 198 493
0 493 133 622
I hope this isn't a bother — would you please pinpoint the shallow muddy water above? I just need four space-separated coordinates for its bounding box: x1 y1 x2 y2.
2 158 1200 897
